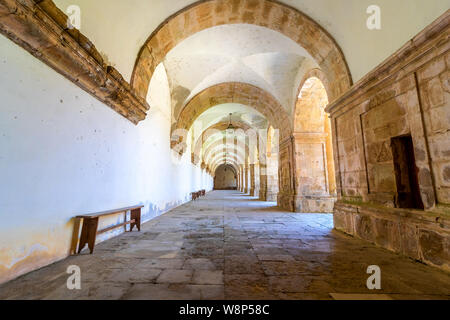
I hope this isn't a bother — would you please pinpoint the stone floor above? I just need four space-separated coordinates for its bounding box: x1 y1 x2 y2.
1 191 450 300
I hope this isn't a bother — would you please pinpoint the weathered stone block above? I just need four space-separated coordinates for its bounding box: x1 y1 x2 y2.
418 58 446 82
374 218 401 251
399 223 420 260
419 230 449 267
355 214 375 242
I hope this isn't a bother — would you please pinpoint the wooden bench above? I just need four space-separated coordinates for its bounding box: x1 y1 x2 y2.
192 190 207 201
75 205 144 254
191 191 200 201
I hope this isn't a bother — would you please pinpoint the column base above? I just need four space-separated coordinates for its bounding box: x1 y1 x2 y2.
259 188 267 201
278 193 336 213
249 188 255 196
254 187 260 198
278 192 295 211
266 192 278 202
294 195 336 213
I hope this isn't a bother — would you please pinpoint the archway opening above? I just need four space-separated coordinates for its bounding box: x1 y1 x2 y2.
214 164 237 190
293 76 337 212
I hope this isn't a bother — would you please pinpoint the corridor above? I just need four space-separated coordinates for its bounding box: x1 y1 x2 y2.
1 191 449 300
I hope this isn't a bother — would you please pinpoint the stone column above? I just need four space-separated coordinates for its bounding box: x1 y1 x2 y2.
277 137 295 211
240 165 245 192
292 133 336 212
238 166 242 192
267 152 280 202
254 163 260 198
249 164 256 196
259 163 268 201
258 148 268 200
244 165 249 194
237 167 241 191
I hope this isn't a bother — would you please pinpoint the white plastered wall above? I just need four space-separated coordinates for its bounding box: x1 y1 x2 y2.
0 36 212 284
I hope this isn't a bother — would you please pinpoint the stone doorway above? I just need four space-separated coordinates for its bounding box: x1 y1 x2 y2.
391 135 424 210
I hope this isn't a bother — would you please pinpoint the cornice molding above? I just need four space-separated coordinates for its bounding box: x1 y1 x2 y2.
0 0 150 124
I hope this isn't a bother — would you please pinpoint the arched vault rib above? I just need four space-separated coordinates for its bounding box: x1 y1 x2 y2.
205 145 247 166
211 158 240 171
211 157 240 173
203 139 249 160
208 154 244 170
208 151 245 168
214 163 238 176
131 0 352 105
192 120 260 164
212 162 239 175
173 82 291 154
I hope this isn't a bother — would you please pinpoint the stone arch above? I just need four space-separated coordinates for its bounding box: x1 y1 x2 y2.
208 150 245 167
292 75 336 212
294 76 329 133
211 156 240 172
172 82 291 154
206 149 246 166
203 140 249 164
212 161 239 174
293 68 331 125
192 120 258 164
216 163 238 175
131 0 352 103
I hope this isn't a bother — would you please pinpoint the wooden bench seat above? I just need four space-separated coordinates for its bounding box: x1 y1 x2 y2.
75 205 144 254
191 192 200 201
191 190 207 201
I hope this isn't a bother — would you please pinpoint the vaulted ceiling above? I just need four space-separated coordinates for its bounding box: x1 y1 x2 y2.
51 0 450 172
53 0 449 82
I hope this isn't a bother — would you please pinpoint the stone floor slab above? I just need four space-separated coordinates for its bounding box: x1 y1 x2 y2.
0 191 449 300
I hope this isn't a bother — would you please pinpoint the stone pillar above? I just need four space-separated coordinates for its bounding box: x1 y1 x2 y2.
259 162 268 201
267 152 280 202
277 137 295 211
292 133 336 212
249 164 256 196
240 165 245 192
243 165 248 194
258 149 268 200
254 163 260 198
238 166 242 192
237 167 241 191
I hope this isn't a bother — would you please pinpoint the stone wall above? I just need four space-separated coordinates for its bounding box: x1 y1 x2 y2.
326 12 450 272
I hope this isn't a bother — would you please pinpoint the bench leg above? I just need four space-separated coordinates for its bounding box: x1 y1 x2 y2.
130 208 141 232
78 217 99 254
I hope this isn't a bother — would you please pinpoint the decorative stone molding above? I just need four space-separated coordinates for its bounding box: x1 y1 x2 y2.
0 0 149 124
